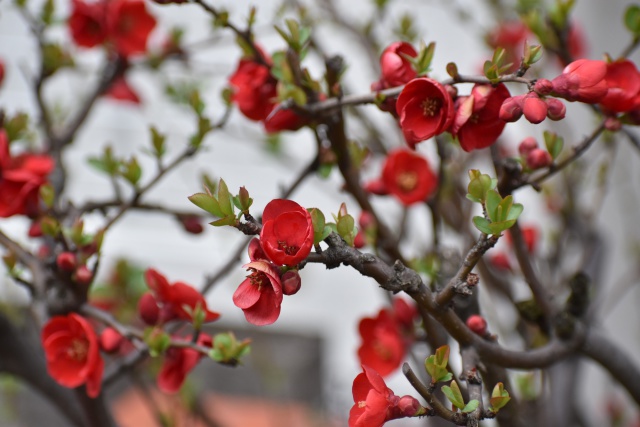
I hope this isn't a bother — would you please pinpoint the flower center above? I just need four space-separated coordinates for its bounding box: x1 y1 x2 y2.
470 113 480 124
66 339 88 361
277 240 299 256
421 97 442 117
358 400 367 408
396 171 418 193
373 340 393 361
248 270 268 290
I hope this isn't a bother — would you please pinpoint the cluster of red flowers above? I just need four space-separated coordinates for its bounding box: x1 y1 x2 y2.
357 298 418 377
69 0 156 58
228 52 308 133
0 129 54 218
349 365 424 427
233 199 312 325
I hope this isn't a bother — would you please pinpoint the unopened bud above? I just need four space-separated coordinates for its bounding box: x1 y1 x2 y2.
100 327 124 353
363 179 388 196
518 137 538 157
56 252 77 272
545 98 566 121
499 95 524 122
466 314 488 335
526 148 553 169
523 93 548 124
138 292 160 325
281 270 302 296
533 78 553 96
75 265 93 286
604 117 622 131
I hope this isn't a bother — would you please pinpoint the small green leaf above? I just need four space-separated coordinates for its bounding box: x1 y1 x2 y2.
544 130 563 159
489 382 512 412
626 5 640 36
189 193 223 217
442 381 465 409
216 179 234 216
485 190 502 221
121 157 142 186
446 62 459 79
149 126 166 159
210 215 237 227
40 0 54 25
473 216 492 235
462 399 480 413
39 183 54 209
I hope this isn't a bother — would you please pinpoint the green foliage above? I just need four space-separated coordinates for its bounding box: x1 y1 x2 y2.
188 178 238 227
308 208 332 244
149 126 167 159
466 170 497 204
330 203 357 246
425 345 453 383
489 382 512 412
544 130 564 160
411 41 436 76
473 191 524 235
274 19 311 54
88 146 120 176
483 48 513 82
523 42 543 67
442 381 480 412
145 328 171 357
209 332 251 366
625 5 640 36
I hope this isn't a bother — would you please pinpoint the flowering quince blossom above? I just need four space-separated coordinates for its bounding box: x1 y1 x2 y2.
69 0 156 58
41 313 104 398
486 21 530 73
396 77 455 147
600 59 640 113
379 42 418 87
349 365 423 427
550 59 609 103
229 58 278 121
451 83 510 151
233 260 283 326
357 298 418 377
263 106 307 134
158 334 212 393
143 269 220 324
0 130 54 218
260 199 314 266
380 149 438 206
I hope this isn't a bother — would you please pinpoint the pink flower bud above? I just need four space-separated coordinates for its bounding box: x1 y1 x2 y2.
396 395 423 417
533 78 553 96
353 231 366 248
138 292 160 325
604 117 622 131
522 93 548 124
364 179 389 196
179 215 204 234
75 265 93 286
56 252 77 272
466 315 487 335
545 98 566 121
100 327 124 353
28 221 42 238
281 270 302 296
518 137 538 157
499 95 524 122
526 149 553 169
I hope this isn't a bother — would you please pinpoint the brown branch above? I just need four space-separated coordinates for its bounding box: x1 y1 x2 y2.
460 346 483 427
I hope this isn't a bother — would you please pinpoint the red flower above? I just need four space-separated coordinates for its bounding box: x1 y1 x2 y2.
263 106 307 134
600 60 640 113
486 21 530 73
104 76 141 104
229 59 277 121
158 334 211 393
381 149 438 206
69 0 156 57
396 78 455 147
106 0 156 58
506 225 539 253
551 59 608 103
144 269 220 324
357 309 406 377
233 261 283 326
349 365 422 427
69 0 107 48
41 313 104 398
0 130 54 218
451 83 510 151
260 199 314 266
380 42 417 87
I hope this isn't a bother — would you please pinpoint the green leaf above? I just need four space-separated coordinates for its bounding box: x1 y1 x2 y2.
489 382 511 412
210 215 237 227
149 126 166 158
308 208 327 244
473 216 493 235
337 214 356 246
237 186 252 212
485 190 502 221
39 183 54 209
121 157 142 186
188 193 224 217
442 381 465 409
216 179 234 216
446 62 459 79
462 399 480 413
40 0 54 25
544 130 564 159
626 5 640 36
425 345 452 383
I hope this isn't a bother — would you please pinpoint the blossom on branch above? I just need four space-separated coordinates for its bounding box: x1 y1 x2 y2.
41 313 104 398
260 199 313 266
380 149 437 206
551 59 608 103
451 83 510 151
233 260 283 326
349 365 423 427
229 58 277 122
158 334 212 393
396 77 454 147
600 59 640 113
0 130 54 218
379 42 418 87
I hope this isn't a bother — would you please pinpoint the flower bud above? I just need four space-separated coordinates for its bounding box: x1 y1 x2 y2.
281 270 302 296
75 265 93 286
100 327 124 353
56 252 77 272
604 117 622 131
353 232 366 249
466 314 487 335
545 98 566 121
28 221 42 238
0 60 4 87
490 253 512 271
363 179 389 196
522 93 548 124
533 78 553 96
518 137 538 157
179 215 204 234
397 395 423 417
499 95 524 122
526 148 553 169
138 292 160 325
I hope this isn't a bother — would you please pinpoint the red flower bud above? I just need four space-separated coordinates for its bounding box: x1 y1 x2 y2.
281 270 302 296
545 98 566 121
466 315 487 335
499 95 524 122
179 215 204 234
363 179 389 196
522 93 548 124
138 292 160 325
396 395 423 417
518 137 538 157
353 232 366 248
28 221 43 238
56 252 77 272
75 265 93 285
551 59 608 103
379 42 418 87
526 149 553 169
534 79 553 96
604 117 622 131
99 327 124 353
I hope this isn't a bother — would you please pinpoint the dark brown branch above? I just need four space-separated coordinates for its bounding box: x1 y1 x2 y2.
460 346 483 427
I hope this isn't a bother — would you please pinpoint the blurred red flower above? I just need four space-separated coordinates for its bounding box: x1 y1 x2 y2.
381 149 438 205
